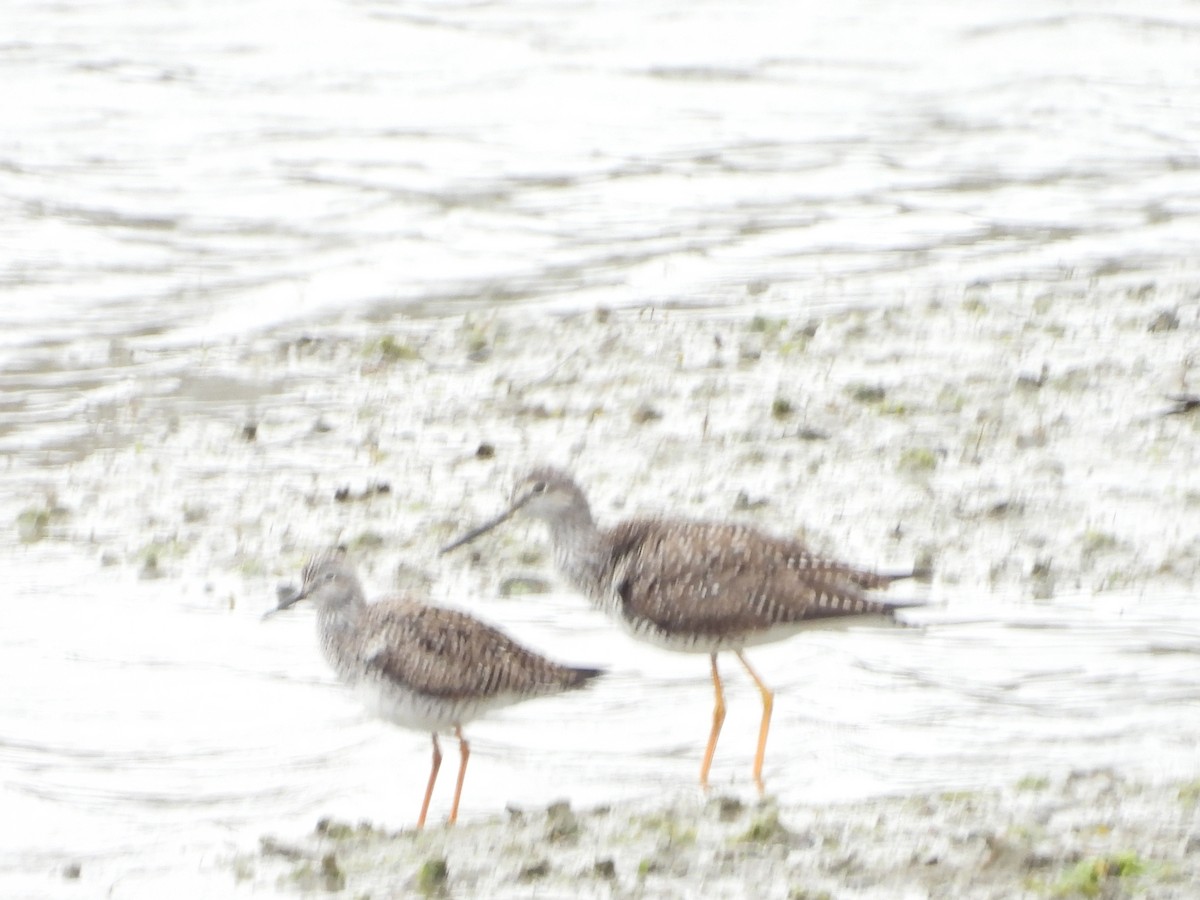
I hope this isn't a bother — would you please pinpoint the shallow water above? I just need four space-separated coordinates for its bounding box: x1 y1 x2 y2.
3 0 1200 896
5 0 1200 359
4 544 1198 898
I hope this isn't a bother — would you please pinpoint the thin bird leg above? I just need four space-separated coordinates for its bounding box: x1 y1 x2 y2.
735 650 774 794
699 653 726 791
417 733 443 829
448 725 470 825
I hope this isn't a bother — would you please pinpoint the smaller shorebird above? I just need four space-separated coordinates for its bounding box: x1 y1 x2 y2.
441 466 923 794
266 548 602 828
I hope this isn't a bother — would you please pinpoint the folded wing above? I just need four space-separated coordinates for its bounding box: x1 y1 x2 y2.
608 518 905 640
359 600 599 700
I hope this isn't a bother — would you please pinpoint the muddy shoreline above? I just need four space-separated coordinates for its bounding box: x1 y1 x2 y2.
249 770 1199 898
11 280 1200 898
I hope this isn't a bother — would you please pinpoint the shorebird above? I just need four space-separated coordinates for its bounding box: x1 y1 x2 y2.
266 547 603 828
441 466 923 794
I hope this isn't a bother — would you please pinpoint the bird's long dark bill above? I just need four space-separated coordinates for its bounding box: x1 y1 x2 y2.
262 584 308 620
439 496 528 555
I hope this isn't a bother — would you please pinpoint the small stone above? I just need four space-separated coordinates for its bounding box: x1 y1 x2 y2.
334 482 391 503
738 808 793 844
733 491 769 512
316 818 356 840
850 384 886 404
518 860 550 881
1148 309 1179 332
499 575 552 597
545 800 579 843
138 553 164 580
1016 364 1048 390
417 857 449 894
711 795 745 822
593 858 616 879
259 836 306 861
1023 850 1055 870
320 853 345 891
631 404 663 424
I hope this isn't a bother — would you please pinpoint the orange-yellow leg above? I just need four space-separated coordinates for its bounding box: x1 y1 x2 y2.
417 733 442 829
735 650 774 794
699 653 726 791
448 725 469 825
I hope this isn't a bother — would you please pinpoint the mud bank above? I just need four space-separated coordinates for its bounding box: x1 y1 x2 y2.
248 770 1200 899
8 279 1199 899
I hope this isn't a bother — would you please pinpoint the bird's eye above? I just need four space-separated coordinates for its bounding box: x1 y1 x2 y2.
324 571 337 582
532 481 547 494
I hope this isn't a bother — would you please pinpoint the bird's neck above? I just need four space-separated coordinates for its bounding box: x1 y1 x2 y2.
316 595 367 672
547 510 611 600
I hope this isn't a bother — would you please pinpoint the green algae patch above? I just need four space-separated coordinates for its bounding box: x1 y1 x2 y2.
370 335 422 363
285 852 345 893
416 856 449 896
16 503 69 543
1049 852 1147 898
315 817 388 841
897 447 938 474
848 383 887 404
1016 775 1051 792
737 808 791 845
499 575 552 596
1177 781 1200 805
636 810 696 847
771 396 794 419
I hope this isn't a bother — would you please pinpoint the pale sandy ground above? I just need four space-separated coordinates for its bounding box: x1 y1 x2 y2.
17 280 1200 897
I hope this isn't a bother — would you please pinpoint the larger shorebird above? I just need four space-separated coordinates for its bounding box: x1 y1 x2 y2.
441 467 922 793
267 548 602 828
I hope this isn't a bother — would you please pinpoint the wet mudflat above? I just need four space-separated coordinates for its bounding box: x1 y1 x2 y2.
5 1 1200 896
3 282 1197 898
253 770 1200 899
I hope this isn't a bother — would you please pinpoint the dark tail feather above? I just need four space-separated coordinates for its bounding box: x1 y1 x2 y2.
865 565 932 588
823 564 931 591
568 666 605 687
881 596 928 611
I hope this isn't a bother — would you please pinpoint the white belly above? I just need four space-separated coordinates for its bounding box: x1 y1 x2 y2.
618 611 901 654
349 676 521 734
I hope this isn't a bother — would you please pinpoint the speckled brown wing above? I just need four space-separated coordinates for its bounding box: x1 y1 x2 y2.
358 600 600 701
607 518 900 640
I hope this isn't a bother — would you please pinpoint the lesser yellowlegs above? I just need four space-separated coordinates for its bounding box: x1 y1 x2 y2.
268 547 603 828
